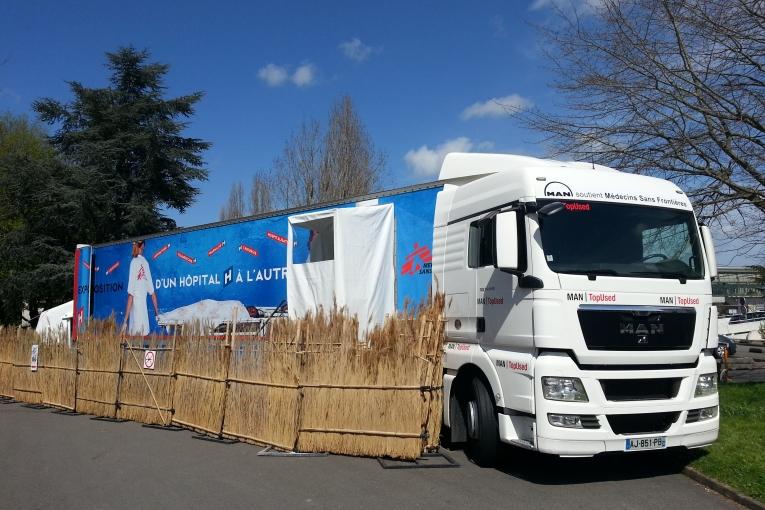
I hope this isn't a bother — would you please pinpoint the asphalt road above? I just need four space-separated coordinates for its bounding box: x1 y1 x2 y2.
0 402 738 510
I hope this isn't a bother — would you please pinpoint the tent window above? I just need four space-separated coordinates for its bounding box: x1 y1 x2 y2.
293 217 335 264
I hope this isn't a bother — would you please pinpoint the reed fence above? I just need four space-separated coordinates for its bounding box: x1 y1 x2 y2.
0 297 444 460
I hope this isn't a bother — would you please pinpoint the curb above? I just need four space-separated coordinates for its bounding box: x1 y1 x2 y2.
682 467 765 510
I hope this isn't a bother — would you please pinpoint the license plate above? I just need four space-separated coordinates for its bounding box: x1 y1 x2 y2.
625 436 667 451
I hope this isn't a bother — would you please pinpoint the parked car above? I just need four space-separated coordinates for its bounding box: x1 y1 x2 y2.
715 334 737 359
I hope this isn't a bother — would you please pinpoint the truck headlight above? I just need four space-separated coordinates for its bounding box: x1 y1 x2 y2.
694 373 718 397
548 413 584 428
542 377 588 402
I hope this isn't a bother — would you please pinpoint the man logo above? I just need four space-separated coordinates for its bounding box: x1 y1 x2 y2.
544 181 573 197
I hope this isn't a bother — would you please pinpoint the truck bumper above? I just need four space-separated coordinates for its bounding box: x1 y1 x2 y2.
531 351 719 456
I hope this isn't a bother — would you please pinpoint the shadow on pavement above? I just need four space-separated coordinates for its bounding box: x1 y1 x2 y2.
462 444 707 484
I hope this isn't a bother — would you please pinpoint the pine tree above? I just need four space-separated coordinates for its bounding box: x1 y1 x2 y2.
34 47 210 241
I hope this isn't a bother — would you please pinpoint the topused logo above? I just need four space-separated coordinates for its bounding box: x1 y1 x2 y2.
544 181 573 197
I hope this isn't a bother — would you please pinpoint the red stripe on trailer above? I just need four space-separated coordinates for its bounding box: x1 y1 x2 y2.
208 241 226 256
266 231 288 245
239 244 259 257
153 243 170 260
176 251 197 264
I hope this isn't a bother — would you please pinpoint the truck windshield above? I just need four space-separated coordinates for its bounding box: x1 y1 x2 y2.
537 200 704 280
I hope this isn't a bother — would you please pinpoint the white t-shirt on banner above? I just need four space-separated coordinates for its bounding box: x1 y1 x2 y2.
126 255 154 336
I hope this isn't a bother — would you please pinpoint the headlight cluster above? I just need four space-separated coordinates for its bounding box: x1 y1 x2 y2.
694 373 718 397
542 377 588 402
548 413 585 428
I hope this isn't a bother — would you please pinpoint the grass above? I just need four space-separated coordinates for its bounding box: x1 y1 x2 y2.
691 383 765 503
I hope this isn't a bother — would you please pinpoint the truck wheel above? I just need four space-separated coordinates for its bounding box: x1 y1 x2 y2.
465 377 499 467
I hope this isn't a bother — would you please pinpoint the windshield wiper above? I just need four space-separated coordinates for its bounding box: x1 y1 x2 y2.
628 271 689 284
561 269 619 280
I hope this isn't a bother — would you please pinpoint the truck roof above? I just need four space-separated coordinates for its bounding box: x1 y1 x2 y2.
439 152 616 181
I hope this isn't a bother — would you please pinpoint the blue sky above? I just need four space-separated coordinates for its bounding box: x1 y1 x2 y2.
0 0 573 227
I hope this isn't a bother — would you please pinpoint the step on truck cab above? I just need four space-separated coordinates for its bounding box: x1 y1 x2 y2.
434 153 719 465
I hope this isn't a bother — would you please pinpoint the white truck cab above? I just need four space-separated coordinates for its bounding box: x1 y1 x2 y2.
433 153 719 465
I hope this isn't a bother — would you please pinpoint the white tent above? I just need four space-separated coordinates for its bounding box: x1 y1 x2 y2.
35 300 73 341
287 204 395 334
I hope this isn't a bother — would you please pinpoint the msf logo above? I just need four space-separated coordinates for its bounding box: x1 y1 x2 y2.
544 181 573 197
401 243 432 276
620 321 665 344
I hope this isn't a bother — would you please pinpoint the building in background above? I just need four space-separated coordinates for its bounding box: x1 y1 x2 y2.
713 266 765 314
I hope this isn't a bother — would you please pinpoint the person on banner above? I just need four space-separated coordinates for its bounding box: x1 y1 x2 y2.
121 240 159 336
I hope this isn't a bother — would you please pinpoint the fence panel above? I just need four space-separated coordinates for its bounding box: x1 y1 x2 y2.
12 333 42 404
76 328 121 417
39 341 77 410
117 338 175 425
0 331 16 399
172 336 229 435
222 338 300 450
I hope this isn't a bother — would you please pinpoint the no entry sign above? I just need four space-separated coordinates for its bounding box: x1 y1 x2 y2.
143 350 156 370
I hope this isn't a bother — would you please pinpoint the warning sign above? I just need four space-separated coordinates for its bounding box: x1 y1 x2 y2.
30 344 39 372
143 350 156 370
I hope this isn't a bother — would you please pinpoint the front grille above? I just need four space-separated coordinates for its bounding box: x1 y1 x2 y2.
606 412 680 435
686 409 701 423
578 306 696 351
600 378 682 401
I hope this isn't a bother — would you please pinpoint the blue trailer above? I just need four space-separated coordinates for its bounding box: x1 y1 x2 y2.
73 182 441 338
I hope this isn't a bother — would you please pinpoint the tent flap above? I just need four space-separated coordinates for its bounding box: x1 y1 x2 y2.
287 204 395 333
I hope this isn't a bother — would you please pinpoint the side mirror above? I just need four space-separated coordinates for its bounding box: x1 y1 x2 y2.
495 211 519 270
700 225 718 279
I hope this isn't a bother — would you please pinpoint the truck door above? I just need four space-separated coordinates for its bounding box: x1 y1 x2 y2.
470 215 534 349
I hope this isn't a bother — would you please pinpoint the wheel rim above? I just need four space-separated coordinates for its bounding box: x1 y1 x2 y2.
467 400 478 440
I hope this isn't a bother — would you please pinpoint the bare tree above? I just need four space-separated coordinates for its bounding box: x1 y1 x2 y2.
320 95 385 203
520 0 765 259
219 181 246 220
272 95 385 209
272 120 324 208
219 95 386 215
249 174 273 215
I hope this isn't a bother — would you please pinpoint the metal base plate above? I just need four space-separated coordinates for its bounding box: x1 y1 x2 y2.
377 450 460 469
257 446 328 457
91 416 129 422
192 434 238 444
21 403 50 410
142 423 184 431
52 409 82 416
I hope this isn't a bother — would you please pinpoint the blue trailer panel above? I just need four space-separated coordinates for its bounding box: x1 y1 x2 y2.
81 185 441 334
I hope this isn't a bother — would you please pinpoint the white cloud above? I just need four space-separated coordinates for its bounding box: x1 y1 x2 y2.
257 64 289 87
460 94 533 120
404 137 493 177
339 37 375 62
292 64 316 87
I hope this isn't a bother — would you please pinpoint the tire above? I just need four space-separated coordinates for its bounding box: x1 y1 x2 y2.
464 377 500 467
